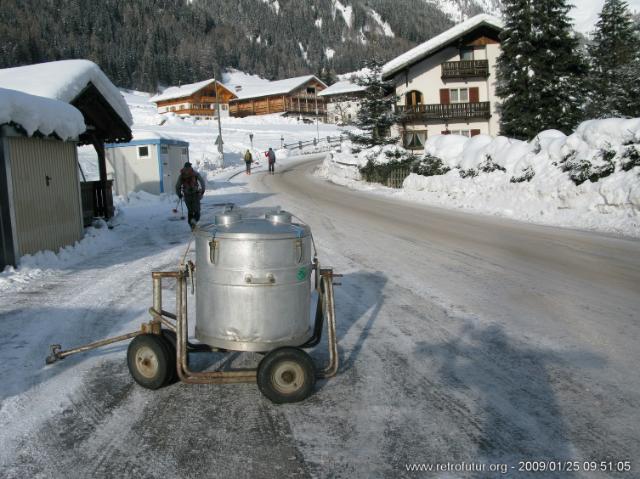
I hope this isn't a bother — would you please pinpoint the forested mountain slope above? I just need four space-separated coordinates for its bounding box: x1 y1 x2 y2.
0 0 500 91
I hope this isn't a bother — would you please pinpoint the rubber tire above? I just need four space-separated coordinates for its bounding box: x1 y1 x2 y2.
127 334 172 390
257 347 316 404
161 330 178 385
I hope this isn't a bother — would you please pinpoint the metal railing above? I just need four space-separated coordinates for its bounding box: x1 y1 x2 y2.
282 135 344 153
441 60 490 79
397 102 491 121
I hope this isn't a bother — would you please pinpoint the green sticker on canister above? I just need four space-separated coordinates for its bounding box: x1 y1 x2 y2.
297 267 307 281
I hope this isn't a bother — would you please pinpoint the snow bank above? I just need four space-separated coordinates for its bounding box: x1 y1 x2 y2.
0 60 133 126
0 88 86 139
317 119 640 237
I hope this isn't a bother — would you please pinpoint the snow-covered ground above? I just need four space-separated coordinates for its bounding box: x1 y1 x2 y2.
2 86 639 477
317 119 640 238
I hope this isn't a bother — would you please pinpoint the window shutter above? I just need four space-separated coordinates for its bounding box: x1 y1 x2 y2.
440 89 450 105
469 87 480 103
470 129 481 137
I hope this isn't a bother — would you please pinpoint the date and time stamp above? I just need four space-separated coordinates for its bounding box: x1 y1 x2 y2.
516 461 632 473
404 460 632 474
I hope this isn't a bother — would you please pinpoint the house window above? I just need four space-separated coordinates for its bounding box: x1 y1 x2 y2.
160 145 168 155
307 86 316 94
450 88 469 103
138 146 150 158
450 129 471 137
460 47 474 61
403 130 427 149
405 90 423 107
221 104 228 110
170 106 176 112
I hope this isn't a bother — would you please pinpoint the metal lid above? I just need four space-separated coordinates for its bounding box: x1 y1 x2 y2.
265 210 292 224
197 217 310 240
214 212 242 226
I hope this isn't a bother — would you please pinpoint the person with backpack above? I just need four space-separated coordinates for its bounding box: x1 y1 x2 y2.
175 161 206 228
266 147 276 174
244 149 253 175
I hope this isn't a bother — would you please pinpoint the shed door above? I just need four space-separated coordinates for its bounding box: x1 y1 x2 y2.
9 137 82 256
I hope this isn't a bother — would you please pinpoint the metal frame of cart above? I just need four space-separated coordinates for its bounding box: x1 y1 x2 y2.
46 260 340 403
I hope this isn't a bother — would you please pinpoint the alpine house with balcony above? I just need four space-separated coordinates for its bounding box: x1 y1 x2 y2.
381 14 503 150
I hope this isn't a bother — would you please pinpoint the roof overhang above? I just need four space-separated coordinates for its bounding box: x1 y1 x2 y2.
382 15 503 81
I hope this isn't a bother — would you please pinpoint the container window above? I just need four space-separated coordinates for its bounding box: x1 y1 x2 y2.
160 145 168 155
138 146 149 158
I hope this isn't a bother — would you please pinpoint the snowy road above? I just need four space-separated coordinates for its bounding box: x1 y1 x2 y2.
1 156 639 478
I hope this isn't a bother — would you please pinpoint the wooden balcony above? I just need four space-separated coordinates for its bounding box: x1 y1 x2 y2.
441 60 490 79
397 102 491 121
284 98 326 115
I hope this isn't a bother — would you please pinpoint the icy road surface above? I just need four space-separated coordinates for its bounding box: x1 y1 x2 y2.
1 155 639 478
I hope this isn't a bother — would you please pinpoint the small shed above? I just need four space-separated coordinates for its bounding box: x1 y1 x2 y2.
106 134 189 196
0 60 133 269
0 88 87 268
0 60 133 220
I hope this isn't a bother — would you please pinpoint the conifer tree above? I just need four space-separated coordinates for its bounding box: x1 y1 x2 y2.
586 0 640 117
497 0 586 139
348 59 398 148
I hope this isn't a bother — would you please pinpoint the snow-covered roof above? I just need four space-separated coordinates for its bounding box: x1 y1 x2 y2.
0 60 133 126
318 80 367 97
382 14 503 80
150 79 235 103
0 87 86 140
232 75 327 101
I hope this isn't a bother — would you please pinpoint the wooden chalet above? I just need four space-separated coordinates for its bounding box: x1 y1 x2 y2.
151 79 237 118
228 75 328 118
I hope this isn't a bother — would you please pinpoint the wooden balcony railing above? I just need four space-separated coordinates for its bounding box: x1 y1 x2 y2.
441 60 490 79
284 99 326 115
397 102 491 121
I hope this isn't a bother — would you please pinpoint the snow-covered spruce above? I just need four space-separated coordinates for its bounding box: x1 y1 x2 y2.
317 118 640 237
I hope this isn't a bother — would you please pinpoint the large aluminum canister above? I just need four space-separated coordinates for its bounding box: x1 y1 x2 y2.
193 211 313 352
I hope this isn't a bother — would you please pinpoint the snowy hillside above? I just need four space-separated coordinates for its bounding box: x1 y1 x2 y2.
317 119 640 237
425 0 502 22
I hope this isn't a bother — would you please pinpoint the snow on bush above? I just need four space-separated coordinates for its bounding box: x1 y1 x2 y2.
318 119 640 236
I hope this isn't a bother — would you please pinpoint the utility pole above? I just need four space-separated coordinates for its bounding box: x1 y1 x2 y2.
213 76 224 168
314 89 320 140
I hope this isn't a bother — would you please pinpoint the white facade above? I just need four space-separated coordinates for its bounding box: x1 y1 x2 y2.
325 96 363 124
383 15 503 150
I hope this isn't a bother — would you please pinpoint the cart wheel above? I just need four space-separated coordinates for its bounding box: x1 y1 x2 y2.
127 334 172 390
257 347 315 404
161 330 178 384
